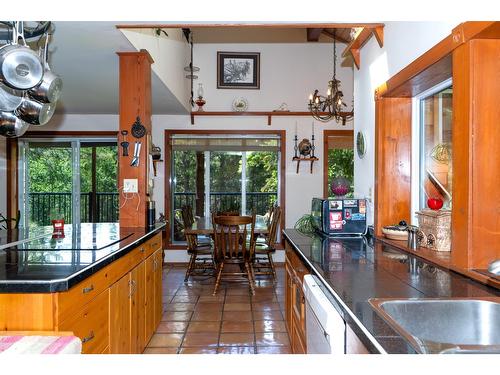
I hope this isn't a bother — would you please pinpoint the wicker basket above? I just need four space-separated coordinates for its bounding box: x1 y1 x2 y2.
415 209 451 252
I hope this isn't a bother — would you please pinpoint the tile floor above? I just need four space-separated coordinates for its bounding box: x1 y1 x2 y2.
143 264 291 354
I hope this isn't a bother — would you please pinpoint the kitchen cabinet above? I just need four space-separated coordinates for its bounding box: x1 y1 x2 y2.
345 325 370 354
0 231 163 354
285 242 309 354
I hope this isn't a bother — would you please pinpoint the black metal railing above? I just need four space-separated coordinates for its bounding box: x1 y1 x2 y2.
28 192 119 226
173 192 277 216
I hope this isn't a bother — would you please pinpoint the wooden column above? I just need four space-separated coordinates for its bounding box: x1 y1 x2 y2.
374 96 412 236
117 50 153 228
451 39 500 269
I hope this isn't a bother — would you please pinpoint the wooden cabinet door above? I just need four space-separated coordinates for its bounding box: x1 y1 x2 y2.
144 253 156 345
153 249 163 328
109 273 131 354
285 259 294 334
130 262 146 353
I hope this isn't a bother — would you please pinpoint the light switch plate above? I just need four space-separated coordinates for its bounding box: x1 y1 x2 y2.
123 179 138 193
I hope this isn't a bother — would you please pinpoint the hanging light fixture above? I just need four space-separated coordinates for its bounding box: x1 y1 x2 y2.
308 30 354 125
183 29 199 108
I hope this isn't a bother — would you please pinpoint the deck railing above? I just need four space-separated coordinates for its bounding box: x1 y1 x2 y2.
28 192 119 226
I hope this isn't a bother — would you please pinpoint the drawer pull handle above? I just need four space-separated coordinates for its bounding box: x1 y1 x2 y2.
82 331 95 344
140 247 145 253
129 279 137 297
152 242 159 249
153 258 157 271
82 284 94 294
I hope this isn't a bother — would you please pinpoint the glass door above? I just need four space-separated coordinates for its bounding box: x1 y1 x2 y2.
18 138 118 229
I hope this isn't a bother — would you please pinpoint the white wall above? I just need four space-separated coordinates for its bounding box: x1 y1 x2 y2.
353 21 459 224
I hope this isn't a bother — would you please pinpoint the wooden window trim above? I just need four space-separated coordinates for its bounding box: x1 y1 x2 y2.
164 129 286 249
322 129 354 198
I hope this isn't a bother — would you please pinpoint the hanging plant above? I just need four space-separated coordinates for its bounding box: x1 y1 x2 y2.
294 214 316 236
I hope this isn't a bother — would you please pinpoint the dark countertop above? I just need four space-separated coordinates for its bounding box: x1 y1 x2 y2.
0 223 166 293
283 229 500 354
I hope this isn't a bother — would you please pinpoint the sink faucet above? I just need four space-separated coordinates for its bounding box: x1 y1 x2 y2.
488 259 500 275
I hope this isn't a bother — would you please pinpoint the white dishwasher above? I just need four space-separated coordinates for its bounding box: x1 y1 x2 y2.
303 274 346 354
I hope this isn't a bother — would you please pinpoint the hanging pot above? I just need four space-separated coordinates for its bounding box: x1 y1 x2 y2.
0 111 29 138
0 22 44 90
28 33 62 103
17 96 56 126
0 82 23 111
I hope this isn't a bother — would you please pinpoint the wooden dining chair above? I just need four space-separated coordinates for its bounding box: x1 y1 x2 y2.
253 205 281 280
181 206 214 282
212 214 256 295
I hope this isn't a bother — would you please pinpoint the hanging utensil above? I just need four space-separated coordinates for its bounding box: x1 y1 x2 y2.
0 22 44 90
16 95 56 125
131 116 146 138
120 130 129 156
0 111 29 138
0 82 23 112
28 33 62 103
130 141 142 167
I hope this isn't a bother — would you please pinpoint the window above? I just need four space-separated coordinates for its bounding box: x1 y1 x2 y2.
18 137 118 228
324 130 354 198
167 132 283 244
419 85 453 210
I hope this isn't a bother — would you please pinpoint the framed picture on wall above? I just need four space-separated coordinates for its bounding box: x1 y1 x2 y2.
217 52 260 89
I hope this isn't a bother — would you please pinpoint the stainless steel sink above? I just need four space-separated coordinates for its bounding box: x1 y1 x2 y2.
369 298 500 353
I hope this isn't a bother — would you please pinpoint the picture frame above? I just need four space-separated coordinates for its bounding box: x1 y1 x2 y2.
217 52 260 89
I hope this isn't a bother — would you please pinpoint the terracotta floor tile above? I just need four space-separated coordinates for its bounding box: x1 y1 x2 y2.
164 303 197 312
219 333 255 347
255 332 290 347
191 310 222 321
156 321 189 333
161 311 193 322
253 310 283 321
182 332 219 347
187 321 221 333
221 321 254 333
179 347 218 354
225 288 253 296
198 295 225 303
223 311 253 321
195 302 224 311
224 295 251 303
223 303 251 312
254 320 287 333
143 347 178 354
256 346 292 354
171 295 199 303
251 295 278 303
252 302 281 311
218 346 255 354
147 333 184 347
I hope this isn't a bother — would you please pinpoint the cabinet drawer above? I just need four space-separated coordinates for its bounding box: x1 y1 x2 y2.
59 289 109 354
143 233 162 260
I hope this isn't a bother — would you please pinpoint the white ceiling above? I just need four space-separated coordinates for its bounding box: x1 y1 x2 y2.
46 21 188 115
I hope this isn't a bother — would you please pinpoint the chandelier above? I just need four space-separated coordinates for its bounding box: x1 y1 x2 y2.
308 30 354 125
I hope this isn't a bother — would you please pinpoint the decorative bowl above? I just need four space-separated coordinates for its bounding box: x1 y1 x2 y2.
331 177 351 197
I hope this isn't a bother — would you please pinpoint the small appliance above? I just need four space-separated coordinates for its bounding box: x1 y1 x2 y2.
311 197 367 236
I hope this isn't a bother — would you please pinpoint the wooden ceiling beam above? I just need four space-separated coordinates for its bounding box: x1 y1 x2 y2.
321 29 350 44
115 23 386 30
342 26 385 69
307 28 323 42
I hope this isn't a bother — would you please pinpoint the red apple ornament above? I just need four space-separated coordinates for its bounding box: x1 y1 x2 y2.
427 197 443 210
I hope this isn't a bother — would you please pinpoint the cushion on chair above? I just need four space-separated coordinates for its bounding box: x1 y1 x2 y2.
0 335 82 354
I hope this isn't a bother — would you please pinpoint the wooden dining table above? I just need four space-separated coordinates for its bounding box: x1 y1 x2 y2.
184 215 268 236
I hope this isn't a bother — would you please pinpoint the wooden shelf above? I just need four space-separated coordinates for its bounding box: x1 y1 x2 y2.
292 156 319 174
190 111 338 125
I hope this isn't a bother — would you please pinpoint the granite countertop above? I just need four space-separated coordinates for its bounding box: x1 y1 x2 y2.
283 229 500 354
0 222 166 293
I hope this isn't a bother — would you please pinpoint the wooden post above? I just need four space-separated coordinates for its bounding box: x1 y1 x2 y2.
117 50 154 228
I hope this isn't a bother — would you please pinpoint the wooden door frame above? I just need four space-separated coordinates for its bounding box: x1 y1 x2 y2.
6 131 118 224
164 129 286 250
322 129 354 198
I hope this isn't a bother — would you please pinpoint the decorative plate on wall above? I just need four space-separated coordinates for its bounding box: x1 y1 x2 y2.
232 97 248 112
356 131 366 158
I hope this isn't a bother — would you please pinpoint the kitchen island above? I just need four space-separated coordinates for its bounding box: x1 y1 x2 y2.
283 229 500 354
0 223 165 354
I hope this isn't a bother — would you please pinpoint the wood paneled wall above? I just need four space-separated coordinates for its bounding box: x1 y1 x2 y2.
374 97 412 236
117 50 153 228
452 39 500 269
